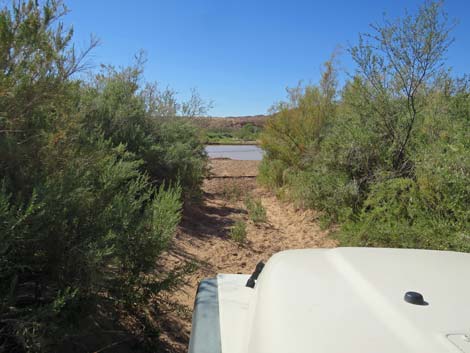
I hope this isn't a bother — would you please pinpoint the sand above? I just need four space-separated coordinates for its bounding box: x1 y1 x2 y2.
157 159 336 352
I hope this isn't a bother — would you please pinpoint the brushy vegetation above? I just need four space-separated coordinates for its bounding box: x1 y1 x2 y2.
220 181 244 201
229 220 248 244
0 1 209 351
245 197 267 224
260 1 470 252
204 123 262 144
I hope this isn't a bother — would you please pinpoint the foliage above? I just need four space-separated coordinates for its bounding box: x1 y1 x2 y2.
284 168 359 225
259 1 470 251
257 158 288 189
79 60 208 199
236 123 261 141
203 123 262 144
1 135 184 352
220 181 243 201
0 1 209 351
260 58 337 168
338 150 470 251
229 220 247 244
245 197 267 223
350 0 454 174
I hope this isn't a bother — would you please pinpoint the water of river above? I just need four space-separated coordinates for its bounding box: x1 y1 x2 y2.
205 145 263 160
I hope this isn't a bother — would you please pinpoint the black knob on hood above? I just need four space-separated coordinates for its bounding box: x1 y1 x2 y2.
404 291 428 306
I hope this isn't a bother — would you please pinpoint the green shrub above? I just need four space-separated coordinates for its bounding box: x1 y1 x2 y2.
259 1 470 253
257 158 288 189
203 123 261 144
0 1 208 350
245 197 267 223
337 175 470 252
336 115 470 251
205 130 235 143
229 220 247 243
0 139 183 350
260 81 336 168
80 65 208 200
285 169 359 224
235 123 261 141
221 181 243 201
150 119 208 199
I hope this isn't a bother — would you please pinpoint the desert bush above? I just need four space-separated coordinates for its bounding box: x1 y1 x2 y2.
245 197 267 223
284 169 359 224
0 1 207 351
257 158 288 189
259 1 470 251
229 220 247 243
337 155 470 252
235 123 261 141
79 62 208 199
220 181 243 201
204 129 234 143
146 119 208 199
350 0 453 174
260 59 337 168
0 138 183 351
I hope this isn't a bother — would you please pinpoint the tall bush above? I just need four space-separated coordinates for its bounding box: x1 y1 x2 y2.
79 61 208 199
259 1 470 250
0 1 207 351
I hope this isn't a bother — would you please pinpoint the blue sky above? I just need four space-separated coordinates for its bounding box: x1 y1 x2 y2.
65 0 470 116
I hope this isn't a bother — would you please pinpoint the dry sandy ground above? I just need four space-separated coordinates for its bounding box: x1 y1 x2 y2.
157 159 336 352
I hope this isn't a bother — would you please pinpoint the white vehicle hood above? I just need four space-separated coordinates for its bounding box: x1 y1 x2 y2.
218 248 470 353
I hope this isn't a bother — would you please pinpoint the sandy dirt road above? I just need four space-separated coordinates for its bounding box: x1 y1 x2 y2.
157 159 336 352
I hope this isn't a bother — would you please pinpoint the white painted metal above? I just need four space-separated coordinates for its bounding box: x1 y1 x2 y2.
217 274 253 353
217 248 470 353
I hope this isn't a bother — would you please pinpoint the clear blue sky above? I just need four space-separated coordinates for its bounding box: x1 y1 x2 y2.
65 0 470 116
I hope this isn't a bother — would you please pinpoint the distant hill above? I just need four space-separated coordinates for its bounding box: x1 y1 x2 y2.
194 115 268 130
